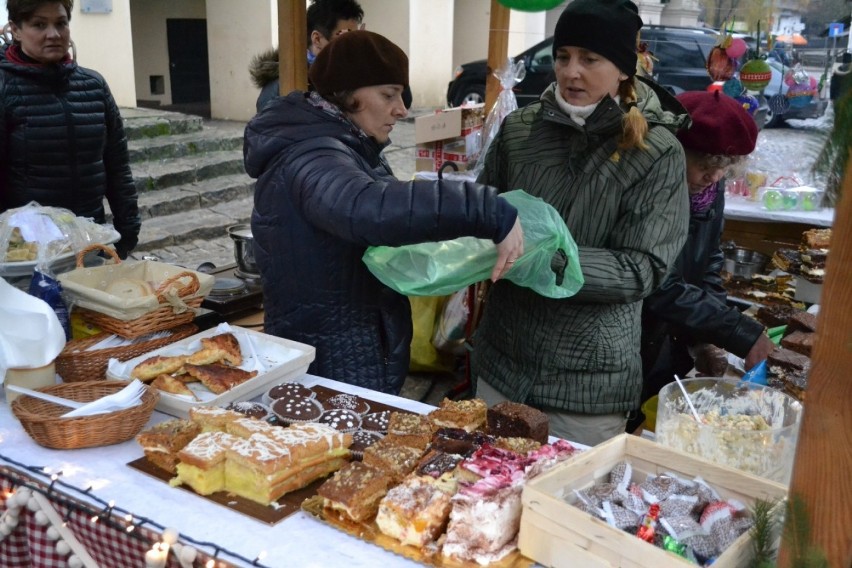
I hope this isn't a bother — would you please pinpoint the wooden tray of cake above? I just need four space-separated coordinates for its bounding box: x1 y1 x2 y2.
128 385 411 525
301 495 533 568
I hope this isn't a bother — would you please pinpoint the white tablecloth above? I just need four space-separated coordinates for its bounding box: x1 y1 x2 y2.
724 197 834 227
0 375 433 568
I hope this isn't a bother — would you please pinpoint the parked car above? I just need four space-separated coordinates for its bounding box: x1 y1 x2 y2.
447 26 722 107
761 58 828 128
446 25 769 127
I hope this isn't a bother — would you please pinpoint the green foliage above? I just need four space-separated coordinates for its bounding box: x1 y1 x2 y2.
812 94 851 206
782 494 830 568
750 498 780 568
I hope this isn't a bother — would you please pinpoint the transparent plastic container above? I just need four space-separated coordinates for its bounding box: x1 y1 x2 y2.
656 378 802 484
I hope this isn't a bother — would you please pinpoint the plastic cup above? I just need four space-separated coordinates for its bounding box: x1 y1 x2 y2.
4 361 58 404
655 378 802 484
641 395 659 432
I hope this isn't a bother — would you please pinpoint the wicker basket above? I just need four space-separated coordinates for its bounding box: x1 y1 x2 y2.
56 323 199 383
11 381 159 450
70 245 206 338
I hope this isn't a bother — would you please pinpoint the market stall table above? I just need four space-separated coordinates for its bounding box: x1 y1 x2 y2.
0 375 439 568
722 198 834 256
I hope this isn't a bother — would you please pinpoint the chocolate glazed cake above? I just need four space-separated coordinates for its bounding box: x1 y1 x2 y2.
487 401 549 444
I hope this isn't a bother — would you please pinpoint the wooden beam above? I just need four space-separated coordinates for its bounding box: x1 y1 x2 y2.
777 159 852 567
277 0 307 95
485 1 511 114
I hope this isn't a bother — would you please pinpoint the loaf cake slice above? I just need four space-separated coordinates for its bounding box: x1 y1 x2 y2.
136 419 201 474
487 401 549 444
317 461 393 523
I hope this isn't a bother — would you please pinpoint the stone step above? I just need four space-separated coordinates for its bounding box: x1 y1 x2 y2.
132 150 246 193
133 195 254 251
105 173 254 222
121 107 203 140
127 125 244 163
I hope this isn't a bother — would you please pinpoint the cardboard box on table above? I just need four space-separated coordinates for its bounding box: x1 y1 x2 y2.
519 434 788 568
414 104 484 173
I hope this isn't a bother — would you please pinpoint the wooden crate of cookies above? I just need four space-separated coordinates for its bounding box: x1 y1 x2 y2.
519 434 787 568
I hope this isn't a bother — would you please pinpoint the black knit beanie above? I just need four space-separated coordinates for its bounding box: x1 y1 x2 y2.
309 30 408 97
552 0 643 77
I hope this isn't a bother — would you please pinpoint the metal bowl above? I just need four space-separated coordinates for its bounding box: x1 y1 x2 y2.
723 247 768 281
227 224 259 276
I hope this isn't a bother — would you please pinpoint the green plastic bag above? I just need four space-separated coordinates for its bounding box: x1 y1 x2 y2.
363 190 583 298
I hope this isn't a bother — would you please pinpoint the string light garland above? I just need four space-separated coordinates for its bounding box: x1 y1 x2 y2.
0 453 271 568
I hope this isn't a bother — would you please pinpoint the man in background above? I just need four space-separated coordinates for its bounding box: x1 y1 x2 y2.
249 0 364 113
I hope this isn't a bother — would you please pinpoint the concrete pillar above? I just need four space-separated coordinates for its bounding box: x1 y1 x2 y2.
71 0 137 107
206 0 277 121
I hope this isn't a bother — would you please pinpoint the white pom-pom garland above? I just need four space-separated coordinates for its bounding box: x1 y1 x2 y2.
67 554 84 568
55 540 71 556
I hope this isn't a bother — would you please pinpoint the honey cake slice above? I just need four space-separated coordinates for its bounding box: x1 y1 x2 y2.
375 475 454 547
428 398 487 432
362 436 423 482
317 461 393 522
184 363 258 394
171 431 237 495
386 412 433 450
189 406 244 432
136 418 201 474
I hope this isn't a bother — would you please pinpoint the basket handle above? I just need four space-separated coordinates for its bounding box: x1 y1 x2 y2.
155 271 200 301
75 244 121 267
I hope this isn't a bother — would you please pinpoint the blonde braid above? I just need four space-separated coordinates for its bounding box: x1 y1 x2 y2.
618 78 649 151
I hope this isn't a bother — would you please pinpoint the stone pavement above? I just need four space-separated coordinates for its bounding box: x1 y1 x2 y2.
131 110 424 270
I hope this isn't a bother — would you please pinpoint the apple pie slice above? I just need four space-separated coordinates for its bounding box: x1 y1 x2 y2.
183 363 258 395
131 355 188 382
200 332 243 366
151 374 198 399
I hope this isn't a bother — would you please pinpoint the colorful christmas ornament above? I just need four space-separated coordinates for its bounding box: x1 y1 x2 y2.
736 93 760 116
740 59 772 91
707 25 737 82
727 38 748 59
787 82 815 108
723 78 744 98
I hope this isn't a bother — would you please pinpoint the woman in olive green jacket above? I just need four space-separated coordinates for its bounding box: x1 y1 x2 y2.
471 0 690 446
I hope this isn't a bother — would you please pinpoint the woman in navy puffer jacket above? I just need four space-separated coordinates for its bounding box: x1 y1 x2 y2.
0 0 139 258
244 31 524 394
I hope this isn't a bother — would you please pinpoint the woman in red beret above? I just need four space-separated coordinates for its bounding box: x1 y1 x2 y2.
630 90 776 431
243 30 524 395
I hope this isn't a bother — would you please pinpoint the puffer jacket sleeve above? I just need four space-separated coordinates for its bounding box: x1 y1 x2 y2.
643 255 765 358
282 137 517 245
573 139 689 303
101 80 140 257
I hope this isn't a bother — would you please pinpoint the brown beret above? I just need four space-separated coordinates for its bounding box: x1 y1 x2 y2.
309 30 408 97
676 91 758 156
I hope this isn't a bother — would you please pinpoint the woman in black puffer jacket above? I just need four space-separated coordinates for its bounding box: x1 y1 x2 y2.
0 0 140 258
244 31 524 394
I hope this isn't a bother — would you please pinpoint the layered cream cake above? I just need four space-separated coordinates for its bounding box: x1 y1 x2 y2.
317 461 393 522
375 475 454 547
169 409 352 505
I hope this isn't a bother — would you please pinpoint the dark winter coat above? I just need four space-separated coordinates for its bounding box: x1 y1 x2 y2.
641 183 765 378
471 78 690 415
0 45 140 257
243 91 517 394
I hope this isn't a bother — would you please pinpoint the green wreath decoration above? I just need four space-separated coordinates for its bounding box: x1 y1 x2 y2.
497 0 564 12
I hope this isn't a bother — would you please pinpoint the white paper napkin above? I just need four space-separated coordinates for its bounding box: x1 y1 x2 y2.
0 277 66 380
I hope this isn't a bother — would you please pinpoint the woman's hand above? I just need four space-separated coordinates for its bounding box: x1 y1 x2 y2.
491 218 524 282
744 334 776 371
